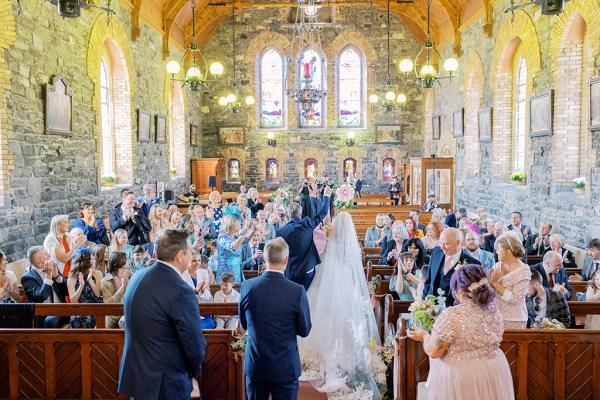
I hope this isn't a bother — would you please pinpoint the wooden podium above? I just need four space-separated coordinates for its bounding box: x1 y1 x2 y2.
191 158 224 195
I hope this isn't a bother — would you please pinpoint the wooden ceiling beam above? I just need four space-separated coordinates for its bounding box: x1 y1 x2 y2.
131 0 143 41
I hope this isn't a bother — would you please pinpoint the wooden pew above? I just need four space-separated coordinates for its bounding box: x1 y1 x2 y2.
365 263 395 281
0 329 244 400
394 319 600 400
372 294 395 343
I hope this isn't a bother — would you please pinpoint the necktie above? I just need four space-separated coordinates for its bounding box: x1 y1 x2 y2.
548 273 554 287
444 256 454 275
593 262 599 277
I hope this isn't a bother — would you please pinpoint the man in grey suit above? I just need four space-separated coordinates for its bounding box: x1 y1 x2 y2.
241 232 264 270
364 213 391 248
573 238 600 281
464 230 495 271
118 230 205 400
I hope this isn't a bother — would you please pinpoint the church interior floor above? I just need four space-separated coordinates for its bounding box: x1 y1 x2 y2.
298 380 329 399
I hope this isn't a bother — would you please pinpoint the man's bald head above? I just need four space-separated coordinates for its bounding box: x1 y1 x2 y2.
440 228 462 256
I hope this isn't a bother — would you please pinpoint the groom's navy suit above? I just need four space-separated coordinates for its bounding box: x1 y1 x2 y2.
239 271 311 400
276 195 330 290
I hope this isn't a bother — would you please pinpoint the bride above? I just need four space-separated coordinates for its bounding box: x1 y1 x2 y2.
299 212 382 400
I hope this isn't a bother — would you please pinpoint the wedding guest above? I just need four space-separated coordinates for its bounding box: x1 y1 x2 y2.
130 246 147 274
100 252 129 328
196 206 216 240
168 204 179 216
170 212 182 228
483 219 496 237
182 251 214 329
464 231 495 271
214 272 240 329
444 207 466 229
264 202 274 219
421 221 443 252
237 193 251 221
525 221 552 256
207 191 224 234
298 178 312 218
423 194 439 212
148 204 167 242
579 238 600 281
489 233 532 329
409 209 427 232
405 216 424 239
382 224 408 266
388 176 402 205
484 222 506 254
44 215 86 276
216 207 254 283
548 233 577 269
402 238 429 270
431 208 447 225
390 253 418 300
109 191 152 246
67 247 102 328
529 250 572 300
354 172 363 198
101 215 113 242
256 210 275 241
506 211 530 246
407 264 515 400
526 269 571 328
365 213 392 248
74 203 109 245
385 213 395 240
584 272 600 329
92 244 109 276
0 250 20 303
176 214 205 253
136 184 161 217
109 229 134 260
247 188 264 218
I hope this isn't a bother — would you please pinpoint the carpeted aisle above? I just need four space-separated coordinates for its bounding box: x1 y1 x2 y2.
298 381 328 400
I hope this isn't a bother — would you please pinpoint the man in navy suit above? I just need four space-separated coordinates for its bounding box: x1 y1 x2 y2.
423 228 480 307
484 221 506 254
109 191 152 245
506 211 531 246
276 184 332 290
443 207 466 228
529 250 572 300
239 237 311 400
118 230 205 400
21 246 70 328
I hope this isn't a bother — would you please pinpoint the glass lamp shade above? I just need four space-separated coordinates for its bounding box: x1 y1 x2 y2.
304 5 318 16
209 62 224 76
267 131 275 140
369 94 379 104
166 61 181 75
218 97 228 106
245 96 255 105
186 67 202 79
443 58 458 73
385 91 396 101
420 64 436 78
396 93 407 103
347 131 355 139
226 93 237 103
399 59 414 74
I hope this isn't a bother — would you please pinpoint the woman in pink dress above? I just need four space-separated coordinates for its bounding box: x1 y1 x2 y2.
407 264 514 400
489 233 531 328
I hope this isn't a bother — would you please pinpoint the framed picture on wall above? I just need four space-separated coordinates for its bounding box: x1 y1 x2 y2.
529 90 553 137
218 127 245 145
137 109 151 142
45 74 73 136
375 124 403 144
589 77 600 131
432 115 441 140
478 108 492 142
190 124 199 147
156 115 166 143
452 108 464 138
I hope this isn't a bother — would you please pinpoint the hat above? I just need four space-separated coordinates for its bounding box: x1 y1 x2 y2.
427 193 436 199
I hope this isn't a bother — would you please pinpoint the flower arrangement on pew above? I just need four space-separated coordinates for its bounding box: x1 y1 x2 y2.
368 277 378 296
335 184 355 209
531 317 566 330
231 332 247 361
407 289 445 332
369 335 397 397
271 187 294 205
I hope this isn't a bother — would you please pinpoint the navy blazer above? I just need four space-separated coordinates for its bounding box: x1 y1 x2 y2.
241 243 263 270
118 262 206 400
530 263 572 300
21 266 69 327
239 271 311 382
422 247 480 306
109 207 151 246
582 258 600 281
444 212 459 228
355 179 363 192
276 196 330 290
483 234 497 253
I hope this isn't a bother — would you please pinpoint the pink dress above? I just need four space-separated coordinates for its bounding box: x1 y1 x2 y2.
428 302 515 400
493 263 532 329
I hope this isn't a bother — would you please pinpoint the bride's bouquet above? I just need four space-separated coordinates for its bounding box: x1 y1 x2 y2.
407 289 446 331
531 317 566 330
335 184 355 209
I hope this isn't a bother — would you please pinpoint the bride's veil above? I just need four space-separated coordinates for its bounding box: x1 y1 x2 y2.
299 212 382 399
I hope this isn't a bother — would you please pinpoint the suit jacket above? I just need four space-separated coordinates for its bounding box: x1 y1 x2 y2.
276 196 330 290
526 287 571 328
202 217 216 240
136 196 161 217
118 262 205 400
422 247 481 307
365 226 392 248
507 224 530 245
241 243 263 270
529 263 572 300
355 179 363 192
444 212 459 228
525 233 551 256
468 248 495 271
109 207 152 246
582 258 600 281
247 199 264 219
557 247 577 269
21 266 69 327
239 271 311 382
483 234 497 253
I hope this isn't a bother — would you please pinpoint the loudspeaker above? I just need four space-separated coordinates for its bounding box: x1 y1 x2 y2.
57 0 81 18
541 0 565 15
208 176 217 188
164 190 174 202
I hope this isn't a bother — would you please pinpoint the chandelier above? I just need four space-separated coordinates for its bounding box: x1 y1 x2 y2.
398 0 458 88
285 0 328 113
219 0 255 113
368 0 407 112
165 0 224 92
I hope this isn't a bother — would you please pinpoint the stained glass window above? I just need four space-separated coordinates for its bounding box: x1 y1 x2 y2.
343 158 356 179
338 47 362 126
266 159 278 183
228 159 241 183
514 57 527 172
260 49 284 127
299 48 324 128
100 59 115 178
305 159 317 178
383 158 395 182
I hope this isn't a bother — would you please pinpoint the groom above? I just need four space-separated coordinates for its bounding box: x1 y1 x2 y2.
276 184 332 290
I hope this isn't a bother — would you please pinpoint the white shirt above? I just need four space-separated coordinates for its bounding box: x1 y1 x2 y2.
443 250 462 275
182 269 213 303
33 267 64 304
511 225 524 241
0 270 17 302
214 288 240 303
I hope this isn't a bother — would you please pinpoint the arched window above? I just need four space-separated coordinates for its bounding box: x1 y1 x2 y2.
299 48 325 128
343 158 356 179
338 46 363 127
383 158 395 182
169 83 185 177
100 58 114 178
228 159 241 183
513 57 527 172
266 159 279 184
260 49 285 128
305 159 317 178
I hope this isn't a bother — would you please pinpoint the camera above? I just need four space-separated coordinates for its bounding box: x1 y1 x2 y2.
258 242 265 251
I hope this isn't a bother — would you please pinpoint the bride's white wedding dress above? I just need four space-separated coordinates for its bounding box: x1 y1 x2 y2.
298 212 383 400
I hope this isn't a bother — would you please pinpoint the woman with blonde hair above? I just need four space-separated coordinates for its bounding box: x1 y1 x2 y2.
489 233 532 328
548 233 577 268
236 193 250 221
247 187 264 218
215 207 255 283
109 229 133 260
44 215 86 276
148 204 167 242
207 191 224 234
170 212 182 228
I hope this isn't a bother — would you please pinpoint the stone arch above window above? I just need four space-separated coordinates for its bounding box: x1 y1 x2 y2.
258 47 286 129
266 159 279 184
305 159 317 179
335 148 365 183
256 147 287 186
382 158 395 183
227 159 242 183
375 147 406 182
219 147 247 184
343 158 357 180
337 45 365 127
296 147 327 180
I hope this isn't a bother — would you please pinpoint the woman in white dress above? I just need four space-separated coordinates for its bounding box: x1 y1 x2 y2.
298 212 382 400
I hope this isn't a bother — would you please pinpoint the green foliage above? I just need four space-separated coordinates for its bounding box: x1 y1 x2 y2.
510 172 525 182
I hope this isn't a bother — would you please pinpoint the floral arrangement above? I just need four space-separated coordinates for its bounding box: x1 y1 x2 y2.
335 184 355 209
510 172 526 183
169 168 177 176
369 335 396 398
271 187 294 205
531 317 566 330
407 289 446 331
572 177 586 190
367 277 378 296
231 333 247 362
101 174 116 185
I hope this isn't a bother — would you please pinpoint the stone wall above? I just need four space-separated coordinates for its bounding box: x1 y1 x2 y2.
0 1 202 260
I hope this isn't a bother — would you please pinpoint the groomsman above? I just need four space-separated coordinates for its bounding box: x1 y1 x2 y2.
525 221 552 256
507 211 530 246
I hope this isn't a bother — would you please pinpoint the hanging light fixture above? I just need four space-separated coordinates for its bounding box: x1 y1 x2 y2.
285 0 328 113
166 0 224 92
218 0 255 113
398 0 458 88
368 0 407 113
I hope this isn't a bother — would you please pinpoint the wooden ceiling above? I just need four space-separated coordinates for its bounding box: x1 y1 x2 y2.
129 0 494 58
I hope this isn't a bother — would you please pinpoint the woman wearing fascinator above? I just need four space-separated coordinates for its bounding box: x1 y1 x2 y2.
407 264 514 400
215 206 255 283
67 247 102 328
